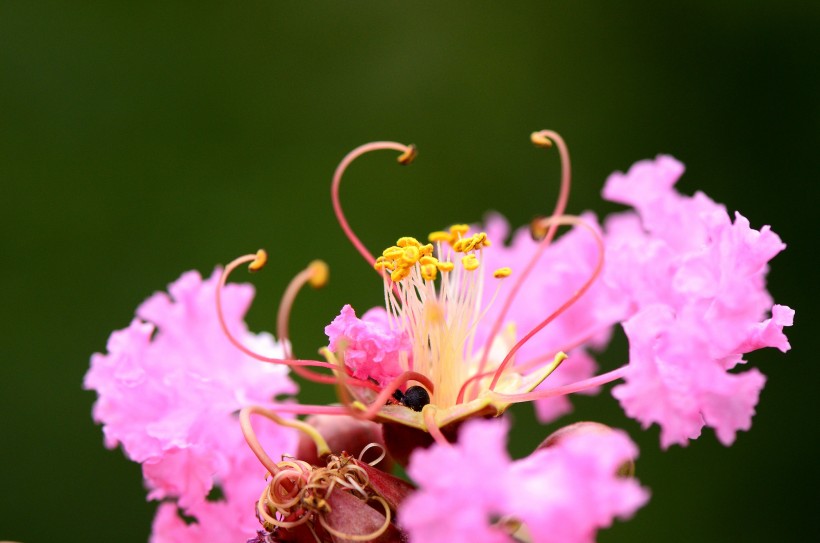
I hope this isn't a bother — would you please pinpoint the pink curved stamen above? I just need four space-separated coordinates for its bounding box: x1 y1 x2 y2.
489 365 628 404
456 214 602 403
240 404 353 475
217 253 379 392
513 321 616 374
488 216 605 391
332 141 416 269
277 266 316 360
474 130 572 387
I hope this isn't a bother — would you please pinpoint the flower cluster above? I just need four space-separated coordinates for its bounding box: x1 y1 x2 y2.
86 131 792 543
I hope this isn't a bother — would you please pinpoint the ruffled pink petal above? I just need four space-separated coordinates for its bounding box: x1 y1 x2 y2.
401 419 514 543
509 431 649 543
601 156 792 447
734 304 794 354
401 419 648 543
85 268 298 536
325 304 411 386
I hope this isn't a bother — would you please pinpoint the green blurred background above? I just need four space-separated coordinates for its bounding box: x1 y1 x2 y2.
1 1 817 541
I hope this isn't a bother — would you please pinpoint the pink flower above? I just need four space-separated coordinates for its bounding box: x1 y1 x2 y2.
85 269 297 539
325 304 412 386
603 156 793 446
400 418 648 543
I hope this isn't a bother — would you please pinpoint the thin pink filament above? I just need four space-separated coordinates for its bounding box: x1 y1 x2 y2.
331 141 415 268
277 266 315 359
488 216 605 391
490 365 628 404
474 130 572 389
217 253 379 392
240 404 353 476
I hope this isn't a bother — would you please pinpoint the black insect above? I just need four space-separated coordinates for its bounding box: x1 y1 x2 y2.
391 385 431 412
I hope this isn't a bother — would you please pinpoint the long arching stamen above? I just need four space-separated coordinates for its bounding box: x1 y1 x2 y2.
332 141 417 268
240 405 283 475
455 313 616 405
514 320 616 373
454 214 595 403
241 403 358 474
217 252 378 392
475 130 571 384
489 365 628 404
488 216 605 391
277 260 329 359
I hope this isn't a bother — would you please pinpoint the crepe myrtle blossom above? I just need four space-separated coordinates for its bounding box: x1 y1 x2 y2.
88 129 792 542
84 270 298 541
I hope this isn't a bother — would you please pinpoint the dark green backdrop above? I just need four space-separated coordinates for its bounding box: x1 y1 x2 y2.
1 2 817 541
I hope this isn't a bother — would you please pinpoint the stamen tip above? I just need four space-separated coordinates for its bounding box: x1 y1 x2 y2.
249 249 268 272
398 144 418 165
530 216 548 241
530 131 553 148
493 267 512 279
308 259 330 288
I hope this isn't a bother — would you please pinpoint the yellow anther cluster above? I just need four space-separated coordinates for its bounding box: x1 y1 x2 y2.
453 232 491 254
375 236 449 283
428 224 471 246
376 225 504 282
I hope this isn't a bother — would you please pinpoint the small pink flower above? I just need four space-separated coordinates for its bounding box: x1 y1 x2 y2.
325 304 412 386
401 418 648 543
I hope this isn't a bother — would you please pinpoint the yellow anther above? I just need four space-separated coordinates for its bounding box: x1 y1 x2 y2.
400 245 420 265
530 216 548 241
419 255 438 266
398 144 417 165
462 254 480 271
249 249 268 272
419 243 434 256
473 232 490 248
374 256 396 272
530 131 553 148
382 246 404 260
421 264 438 281
437 261 455 272
493 267 512 279
449 224 470 238
428 231 451 243
453 238 466 253
397 236 421 248
391 267 411 283
308 260 329 288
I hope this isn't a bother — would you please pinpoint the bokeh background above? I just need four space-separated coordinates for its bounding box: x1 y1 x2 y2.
2 1 818 541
